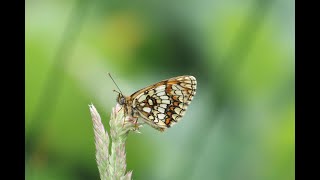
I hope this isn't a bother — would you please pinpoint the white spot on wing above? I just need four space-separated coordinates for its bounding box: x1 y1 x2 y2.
156 119 166 126
184 84 192 89
175 91 182 95
179 103 184 108
172 114 180 120
155 85 166 92
160 104 167 108
143 107 151 113
148 99 153 105
160 96 169 99
174 107 182 114
158 107 165 113
162 100 170 104
157 114 166 120
148 90 155 96
157 91 165 96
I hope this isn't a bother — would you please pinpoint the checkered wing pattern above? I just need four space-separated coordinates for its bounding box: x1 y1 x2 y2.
130 75 197 131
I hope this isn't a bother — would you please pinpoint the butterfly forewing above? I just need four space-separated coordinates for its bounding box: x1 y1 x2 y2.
127 75 196 131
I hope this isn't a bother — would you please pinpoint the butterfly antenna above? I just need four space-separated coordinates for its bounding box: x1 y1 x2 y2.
108 73 123 94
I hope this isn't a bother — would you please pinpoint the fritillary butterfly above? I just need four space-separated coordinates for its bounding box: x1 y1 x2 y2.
110 74 197 132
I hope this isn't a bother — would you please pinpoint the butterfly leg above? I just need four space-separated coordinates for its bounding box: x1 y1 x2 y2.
121 107 139 131
117 105 123 112
127 110 141 131
121 106 128 128
132 116 140 131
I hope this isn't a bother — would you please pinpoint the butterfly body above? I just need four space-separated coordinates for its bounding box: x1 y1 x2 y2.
116 75 197 132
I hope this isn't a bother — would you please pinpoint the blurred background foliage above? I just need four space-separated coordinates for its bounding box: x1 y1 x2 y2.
26 0 294 179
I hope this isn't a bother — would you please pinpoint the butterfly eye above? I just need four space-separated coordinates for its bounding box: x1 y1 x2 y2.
119 96 126 105
117 94 126 105
116 94 124 105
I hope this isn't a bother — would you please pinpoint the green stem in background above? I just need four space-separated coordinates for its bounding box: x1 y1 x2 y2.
89 104 142 180
26 0 90 159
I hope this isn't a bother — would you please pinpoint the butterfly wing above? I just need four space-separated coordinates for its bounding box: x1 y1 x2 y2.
131 75 197 131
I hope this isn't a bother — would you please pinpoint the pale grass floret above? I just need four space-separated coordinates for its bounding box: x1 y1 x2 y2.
89 103 142 180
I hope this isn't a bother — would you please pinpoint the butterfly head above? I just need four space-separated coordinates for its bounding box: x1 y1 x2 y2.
116 93 126 105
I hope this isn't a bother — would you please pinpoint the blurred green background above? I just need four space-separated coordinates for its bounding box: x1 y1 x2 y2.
26 0 294 179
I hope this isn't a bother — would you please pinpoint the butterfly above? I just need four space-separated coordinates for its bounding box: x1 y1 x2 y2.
109 74 197 132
